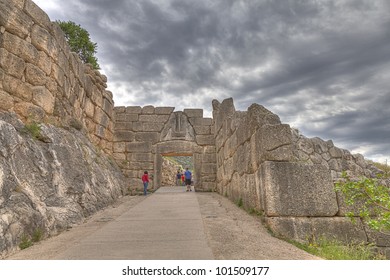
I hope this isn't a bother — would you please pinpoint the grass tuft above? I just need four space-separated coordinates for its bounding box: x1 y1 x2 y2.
289 237 386 260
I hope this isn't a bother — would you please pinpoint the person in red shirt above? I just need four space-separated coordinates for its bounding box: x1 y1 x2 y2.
142 171 149 195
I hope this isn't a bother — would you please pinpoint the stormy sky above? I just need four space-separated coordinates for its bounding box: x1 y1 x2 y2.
32 0 390 162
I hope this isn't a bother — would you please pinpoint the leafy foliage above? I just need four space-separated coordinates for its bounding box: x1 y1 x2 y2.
56 20 100 69
335 172 390 235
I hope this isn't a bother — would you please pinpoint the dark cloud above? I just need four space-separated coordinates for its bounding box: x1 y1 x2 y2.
34 0 390 161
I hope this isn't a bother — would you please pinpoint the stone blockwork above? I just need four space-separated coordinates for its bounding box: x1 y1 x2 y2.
291 130 382 181
113 106 216 192
0 0 114 154
213 97 390 251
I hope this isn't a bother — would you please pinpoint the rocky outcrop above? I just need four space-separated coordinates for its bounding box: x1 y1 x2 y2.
161 158 179 186
0 112 126 258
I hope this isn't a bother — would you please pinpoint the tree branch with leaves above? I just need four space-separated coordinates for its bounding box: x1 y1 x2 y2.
335 171 390 236
56 20 100 70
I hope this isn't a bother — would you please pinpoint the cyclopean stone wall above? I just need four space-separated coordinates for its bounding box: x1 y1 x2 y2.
0 0 114 155
213 98 390 254
113 106 216 192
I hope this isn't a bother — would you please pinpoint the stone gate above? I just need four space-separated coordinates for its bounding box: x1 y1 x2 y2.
112 107 216 192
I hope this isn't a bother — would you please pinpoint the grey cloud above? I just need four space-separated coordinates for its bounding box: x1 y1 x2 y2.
36 0 390 160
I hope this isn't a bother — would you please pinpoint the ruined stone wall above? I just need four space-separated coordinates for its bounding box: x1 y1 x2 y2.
0 0 114 154
213 98 295 210
292 131 380 180
213 98 390 253
113 106 216 192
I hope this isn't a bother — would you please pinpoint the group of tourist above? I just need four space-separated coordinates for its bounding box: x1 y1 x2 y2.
141 167 193 195
176 168 193 191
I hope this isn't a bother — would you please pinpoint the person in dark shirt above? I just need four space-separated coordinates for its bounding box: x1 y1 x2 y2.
184 167 192 192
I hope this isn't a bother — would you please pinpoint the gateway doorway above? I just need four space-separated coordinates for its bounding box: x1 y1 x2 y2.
161 154 194 187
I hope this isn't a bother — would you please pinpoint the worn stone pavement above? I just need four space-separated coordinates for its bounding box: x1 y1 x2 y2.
6 186 319 260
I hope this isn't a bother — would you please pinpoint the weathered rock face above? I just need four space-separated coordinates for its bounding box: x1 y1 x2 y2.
161 158 178 186
0 112 126 258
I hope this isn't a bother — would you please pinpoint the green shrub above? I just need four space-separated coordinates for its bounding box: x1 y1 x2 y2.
19 235 32 250
23 122 42 140
32 228 43 243
335 172 390 235
237 197 243 208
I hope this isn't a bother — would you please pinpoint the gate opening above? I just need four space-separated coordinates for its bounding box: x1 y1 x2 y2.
161 154 194 187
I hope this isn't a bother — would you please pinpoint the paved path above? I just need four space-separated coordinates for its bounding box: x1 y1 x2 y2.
6 186 320 260
51 186 213 259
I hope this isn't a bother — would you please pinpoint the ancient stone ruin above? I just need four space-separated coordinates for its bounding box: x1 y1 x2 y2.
0 0 389 258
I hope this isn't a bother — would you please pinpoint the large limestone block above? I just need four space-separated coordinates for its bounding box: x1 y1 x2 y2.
31 24 57 58
155 107 174 115
0 90 13 111
310 217 367 244
0 48 26 79
24 0 52 29
247 103 281 129
115 113 139 122
37 51 52 75
139 114 169 123
261 162 338 217
94 107 110 128
212 98 235 134
184 108 203 118
128 153 154 162
126 142 152 153
114 121 132 131
51 63 65 88
84 98 95 118
32 86 55 114
0 0 34 38
265 217 367 244
141 105 154 114
260 124 294 162
113 131 134 142
3 74 33 101
365 227 390 247
1 32 38 64
26 63 47 86
126 106 142 114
